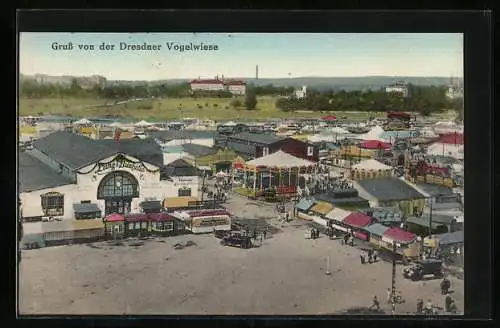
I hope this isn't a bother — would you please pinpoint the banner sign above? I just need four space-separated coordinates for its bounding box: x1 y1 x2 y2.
95 155 145 175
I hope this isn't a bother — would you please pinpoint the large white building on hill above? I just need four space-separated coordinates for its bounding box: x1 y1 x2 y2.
189 77 246 96
385 81 409 98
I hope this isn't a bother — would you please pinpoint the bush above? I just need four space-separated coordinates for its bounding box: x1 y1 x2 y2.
230 99 242 108
137 103 153 110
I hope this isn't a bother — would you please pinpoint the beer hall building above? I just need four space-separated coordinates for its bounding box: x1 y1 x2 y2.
19 131 200 220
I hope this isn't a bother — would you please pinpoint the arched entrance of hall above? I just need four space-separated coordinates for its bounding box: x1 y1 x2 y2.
97 171 139 216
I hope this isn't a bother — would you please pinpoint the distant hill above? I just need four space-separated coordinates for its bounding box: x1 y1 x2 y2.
20 74 461 91
20 74 107 89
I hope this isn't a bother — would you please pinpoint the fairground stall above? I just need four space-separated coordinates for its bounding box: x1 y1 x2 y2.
341 212 373 241
22 219 105 248
242 150 318 200
350 159 393 180
380 227 421 261
170 209 231 234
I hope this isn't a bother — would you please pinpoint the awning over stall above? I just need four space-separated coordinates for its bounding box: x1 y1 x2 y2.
325 208 351 222
310 201 334 216
295 198 316 212
362 223 390 237
382 227 416 244
163 196 199 208
104 213 124 222
437 230 464 246
139 200 163 213
342 212 372 228
73 203 101 214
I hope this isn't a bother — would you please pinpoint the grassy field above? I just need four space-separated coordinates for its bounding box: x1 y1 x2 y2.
18 97 457 121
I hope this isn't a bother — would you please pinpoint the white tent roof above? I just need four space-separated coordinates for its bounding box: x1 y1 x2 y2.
328 126 349 134
246 150 316 169
224 121 237 126
434 121 456 126
308 134 346 143
74 118 92 125
325 208 352 222
109 121 123 127
426 143 464 160
360 125 385 141
352 159 393 171
135 120 152 127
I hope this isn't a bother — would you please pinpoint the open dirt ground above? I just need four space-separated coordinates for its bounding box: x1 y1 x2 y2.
19 193 463 316
19 226 463 315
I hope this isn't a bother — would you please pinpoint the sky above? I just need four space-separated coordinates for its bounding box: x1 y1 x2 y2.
19 33 463 80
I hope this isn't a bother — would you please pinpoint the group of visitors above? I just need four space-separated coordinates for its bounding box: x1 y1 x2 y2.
341 231 355 246
414 278 456 314
360 249 378 264
310 228 320 239
242 227 268 243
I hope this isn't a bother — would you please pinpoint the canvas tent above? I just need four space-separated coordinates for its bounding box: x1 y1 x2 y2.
74 118 92 125
245 150 316 169
360 126 385 141
352 159 392 171
135 120 153 127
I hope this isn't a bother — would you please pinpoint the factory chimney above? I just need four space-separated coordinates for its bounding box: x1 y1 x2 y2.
256 65 259 80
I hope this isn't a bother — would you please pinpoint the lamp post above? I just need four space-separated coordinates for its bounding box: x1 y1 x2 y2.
391 241 397 315
200 171 207 203
427 197 434 237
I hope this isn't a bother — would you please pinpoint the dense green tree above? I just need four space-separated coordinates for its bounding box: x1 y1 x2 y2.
245 87 258 110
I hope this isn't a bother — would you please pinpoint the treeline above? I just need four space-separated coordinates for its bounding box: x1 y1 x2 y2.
19 79 191 100
19 79 296 100
275 85 463 116
254 84 295 96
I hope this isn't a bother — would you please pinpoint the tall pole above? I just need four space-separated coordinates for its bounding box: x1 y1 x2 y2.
428 198 433 236
391 241 397 315
200 172 206 203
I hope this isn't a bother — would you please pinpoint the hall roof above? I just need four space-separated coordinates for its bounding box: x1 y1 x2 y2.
33 131 163 170
19 152 74 192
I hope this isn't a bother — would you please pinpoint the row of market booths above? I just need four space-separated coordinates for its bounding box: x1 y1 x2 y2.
295 198 421 260
102 208 232 238
22 205 232 249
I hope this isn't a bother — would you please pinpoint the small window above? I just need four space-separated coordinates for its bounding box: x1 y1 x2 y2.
81 200 91 204
307 146 314 156
134 222 140 230
128 223 134 230
151 221 157 229
178 188 192 197
41 192 64 217
165 222 174 231
141 222 147 229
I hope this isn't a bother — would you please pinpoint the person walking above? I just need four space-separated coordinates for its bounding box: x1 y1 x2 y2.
440 277 451 295
373 249 378 262
445 295 453 313
416 298 424 314
386 288 392 304
360 251 366 264
368 250 373 264
263 229 267 240
424 299 434 314
369 296 380 311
